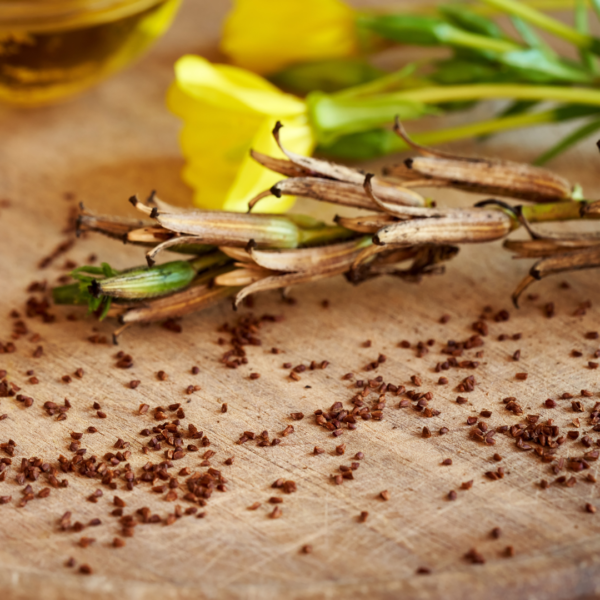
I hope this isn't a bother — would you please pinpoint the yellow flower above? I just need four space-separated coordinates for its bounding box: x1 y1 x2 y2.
167 55 314 213
220 0 358 75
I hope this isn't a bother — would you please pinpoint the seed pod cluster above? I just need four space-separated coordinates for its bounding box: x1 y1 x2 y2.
51 119 600 337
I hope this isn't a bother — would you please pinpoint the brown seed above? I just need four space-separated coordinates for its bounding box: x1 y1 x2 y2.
585 331 599 340
512 350 521 361
438 377 448 385
301 544 313 554
358 511 369 523
221 403 228 413
464 548 485 564
586 503 597 513
422 427 431 439
249 373 261 380
248 502 261 510
448 490 457 501
504 545 515 558
515 373 528 381
335 444 346 455
493 453 503 462
191 366 200 375
588 362 599 369
129 380 141 389
456 396 467 405
96 411 107 419
269 506 282 519
545 399 556 408
411 375 422 387
157 370 168 381
138 404 149 415
313 447 324 455
79 564 92 575
113 537 126 548
380 490 390 501
491 527 502 539
441 458 452 466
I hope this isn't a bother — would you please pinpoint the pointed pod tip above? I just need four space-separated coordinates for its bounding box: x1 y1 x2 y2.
272 121 283 136
128 195 138 207
373 235 384 247
404 158 413 169
112 333 119 346
150 207 159 219
146 255 155 268
245 239 258 253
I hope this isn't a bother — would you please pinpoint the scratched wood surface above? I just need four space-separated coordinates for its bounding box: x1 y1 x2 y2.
3 1 600 599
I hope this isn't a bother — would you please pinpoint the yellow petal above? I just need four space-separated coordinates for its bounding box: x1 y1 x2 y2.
171 55 305 116
221 0 358 75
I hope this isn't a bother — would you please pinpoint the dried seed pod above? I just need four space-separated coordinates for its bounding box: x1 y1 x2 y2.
131 196 346 249
387 119 574 203
245 236 372 273
232 266 349 309
79 206 212 254
352 209 512 268
512 246 600 307
504 237 600 258
248 176 425 213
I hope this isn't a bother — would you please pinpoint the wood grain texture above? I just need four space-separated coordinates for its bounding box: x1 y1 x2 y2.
2 1 600 599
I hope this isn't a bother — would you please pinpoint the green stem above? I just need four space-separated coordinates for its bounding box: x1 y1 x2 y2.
299 225 356 246
391 83 600 107
391 109 561 152
521 201 600 222
478 0 600 52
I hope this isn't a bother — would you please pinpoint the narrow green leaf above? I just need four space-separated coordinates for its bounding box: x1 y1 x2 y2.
500 48 594 83
438 3 506 38
510 15 556 56
98 298 113 322
356 14 520 53
533 117 600 164
575 0 598 72
269 59 384 95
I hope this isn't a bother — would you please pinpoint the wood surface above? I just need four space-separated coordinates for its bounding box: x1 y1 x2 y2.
2 1 600 599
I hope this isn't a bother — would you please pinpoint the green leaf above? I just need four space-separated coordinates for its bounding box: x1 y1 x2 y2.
533 117 600 165
438 3 506 39
356 13 520 53
500 48 595 83
269 59 384 95
98 298 113 322
510 15 555 56
430 58 511 85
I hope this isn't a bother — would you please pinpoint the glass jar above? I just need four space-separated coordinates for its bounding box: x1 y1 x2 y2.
0 0 180 106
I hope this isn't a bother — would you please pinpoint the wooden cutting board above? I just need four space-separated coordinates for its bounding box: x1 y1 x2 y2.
2 2 600 599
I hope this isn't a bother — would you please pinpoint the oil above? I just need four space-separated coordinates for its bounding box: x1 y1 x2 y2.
0 0 180 106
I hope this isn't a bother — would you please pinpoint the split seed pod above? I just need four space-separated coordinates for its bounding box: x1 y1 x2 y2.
386 119 574 203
